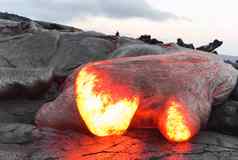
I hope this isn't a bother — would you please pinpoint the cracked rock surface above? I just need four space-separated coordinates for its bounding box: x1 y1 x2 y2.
1 123 238 160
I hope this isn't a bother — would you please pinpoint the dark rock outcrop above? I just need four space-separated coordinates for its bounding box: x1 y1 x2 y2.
175 38 223 54
208 100 238 135
138 36 223 55
138 35 163 45
197 39 223 53
176 38 195 49
0 98 48 124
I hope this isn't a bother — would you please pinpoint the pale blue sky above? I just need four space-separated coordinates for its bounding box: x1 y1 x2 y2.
1 0 237 56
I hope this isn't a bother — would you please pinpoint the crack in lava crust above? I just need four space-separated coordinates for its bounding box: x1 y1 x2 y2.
74 64 139 136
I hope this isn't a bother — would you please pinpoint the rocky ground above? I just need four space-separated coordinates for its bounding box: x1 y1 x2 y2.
0 12 238 160
2 123 238 160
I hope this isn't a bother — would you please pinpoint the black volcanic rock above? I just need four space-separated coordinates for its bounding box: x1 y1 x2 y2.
150 38 163 45
176 38 195 49
208 100 238 135
138 36 223 55
197 39 223 53
175 38 224 54
138 35 163 45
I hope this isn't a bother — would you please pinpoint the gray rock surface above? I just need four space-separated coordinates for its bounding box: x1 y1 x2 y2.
0 98 48 124
0 17 118 98
109 43 191 58
0 68 54 97
209 100 238 135
0 11 81 32
0 123 35 144
0 14 160 98
49 33 115 76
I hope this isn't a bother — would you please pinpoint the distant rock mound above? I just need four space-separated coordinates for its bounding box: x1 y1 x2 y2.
138 34 163 45
0 12 81 32
197 39 223 53
137 34 223 55
176 38 195 49
109 43 191 58
0 12 31 22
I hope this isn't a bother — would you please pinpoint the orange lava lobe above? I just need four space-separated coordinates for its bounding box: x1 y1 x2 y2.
166 101 191 142
158 99 198 143
75 64 139 136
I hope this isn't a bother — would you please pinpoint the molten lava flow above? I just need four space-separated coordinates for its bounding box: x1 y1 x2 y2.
165 101 191 142
75 65 139 136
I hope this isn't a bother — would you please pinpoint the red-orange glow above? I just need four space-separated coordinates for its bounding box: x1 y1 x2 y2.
75 64 139 136
173 142 192 153
158 99 199 143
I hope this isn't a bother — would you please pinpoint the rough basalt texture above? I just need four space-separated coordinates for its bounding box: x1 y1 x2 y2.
0 18 116 98
0 68 54 97
109 43 191 58
208 100 238 135
0 98 48 124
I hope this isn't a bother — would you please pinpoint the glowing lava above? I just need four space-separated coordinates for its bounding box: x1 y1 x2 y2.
166 101 191 142
75 64 139 136
158 100 198 143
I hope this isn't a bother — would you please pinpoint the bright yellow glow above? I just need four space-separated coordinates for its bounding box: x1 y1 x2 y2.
166 101 191 142
75 66 139 136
